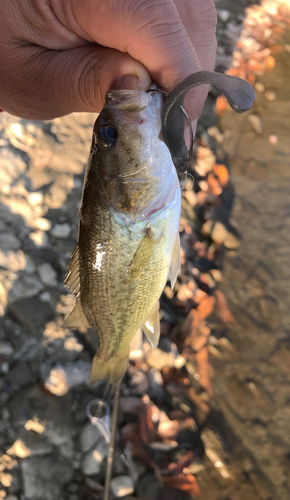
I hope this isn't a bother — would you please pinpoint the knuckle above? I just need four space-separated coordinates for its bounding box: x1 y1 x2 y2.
186 0 217 31
127 0 179 32
76 55 104 111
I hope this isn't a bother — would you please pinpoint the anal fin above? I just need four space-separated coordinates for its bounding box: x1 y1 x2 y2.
169 232 180 289
142 301 160 348
64 300 91 329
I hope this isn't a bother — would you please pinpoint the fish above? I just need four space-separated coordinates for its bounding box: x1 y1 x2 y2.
64 88 181 384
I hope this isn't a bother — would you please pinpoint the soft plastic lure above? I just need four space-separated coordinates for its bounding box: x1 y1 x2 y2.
161 70 255 171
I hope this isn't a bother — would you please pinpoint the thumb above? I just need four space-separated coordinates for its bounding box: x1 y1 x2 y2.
1 45 151 120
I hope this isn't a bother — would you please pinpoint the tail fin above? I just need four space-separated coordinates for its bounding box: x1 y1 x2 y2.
89 353 129 384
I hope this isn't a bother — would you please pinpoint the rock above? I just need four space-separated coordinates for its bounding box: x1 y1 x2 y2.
135 473 160 499
59 440 74 459
0 341 14 356
146 343 185 371
28 192 44 206
265 90 277 101
29 230 49 247
9 296 54 328
218 9 230 22
80 422 100 453
21 456 73 499
10 430 53 457
0 233 21 251
7 439 31 458
82 440 108 476
111 476 134 497
39 291 51 302
1 362 9 375
63 336 84 355
38 263 58 287
9 385 74 449
0 148 26 186
129 369 149 395
34 218 52 231
247 114 263 134
25 255 36 274
120 397 142 415
43 361 91 396
0 471 12 487
201 428 231 480
269 134 278 144
202 220 240 249
5 362 32 387
51 223 71 238
255 82 265 92
8 274 43 303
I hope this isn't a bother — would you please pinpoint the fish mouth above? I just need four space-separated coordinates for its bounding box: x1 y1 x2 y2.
105 90 150 112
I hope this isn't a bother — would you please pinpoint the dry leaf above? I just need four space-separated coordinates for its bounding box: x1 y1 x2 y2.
163 473 201 497
215 95 230 116
215 289 233 324
186 386 210 414
207 172 222 196
196 346 213 394
197 295 216 320
265 54 276 69
213 164 229 187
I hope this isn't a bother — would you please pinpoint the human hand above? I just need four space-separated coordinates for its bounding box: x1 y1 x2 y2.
0 0 217 121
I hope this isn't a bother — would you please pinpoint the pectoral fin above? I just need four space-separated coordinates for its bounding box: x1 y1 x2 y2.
142 301 160 348
169 232 180 289
64 300 91 329
126 227 160 283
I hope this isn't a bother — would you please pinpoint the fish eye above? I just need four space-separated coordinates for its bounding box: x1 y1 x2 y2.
97 125 118 148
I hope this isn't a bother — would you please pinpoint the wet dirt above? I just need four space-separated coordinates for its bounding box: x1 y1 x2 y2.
198 30 290 500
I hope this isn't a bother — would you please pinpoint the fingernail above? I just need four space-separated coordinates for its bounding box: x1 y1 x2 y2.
116 74 141 90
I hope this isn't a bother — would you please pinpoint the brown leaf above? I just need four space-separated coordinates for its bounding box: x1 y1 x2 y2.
163 473 201 497
186 386 210 414
207 172 222 196
181 307 211 353
166 451 195 476
215 94 230 116
196 346 213 394
139 399 159 444
120 422 140 444
213 163 229 187
197 295 216 320
215 289 233 324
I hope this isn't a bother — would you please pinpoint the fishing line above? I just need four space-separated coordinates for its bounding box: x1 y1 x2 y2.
86 398 111 444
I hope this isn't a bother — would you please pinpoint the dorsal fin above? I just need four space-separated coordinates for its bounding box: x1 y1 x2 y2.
64 245 80 294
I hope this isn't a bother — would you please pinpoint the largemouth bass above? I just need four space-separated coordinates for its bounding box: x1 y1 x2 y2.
64 89 181 384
